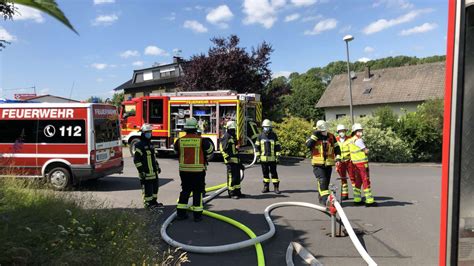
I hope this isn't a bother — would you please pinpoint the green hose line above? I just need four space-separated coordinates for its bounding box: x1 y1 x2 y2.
202 210 266 266
205 183 227 192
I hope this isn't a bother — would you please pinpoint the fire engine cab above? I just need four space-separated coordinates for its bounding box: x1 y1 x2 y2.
120 90 262 156
0 103 124 190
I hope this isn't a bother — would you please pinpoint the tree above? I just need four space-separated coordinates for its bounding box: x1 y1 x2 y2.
179 35 273 94
261 76 291 122
85 96 104 103
373 106 398 130
111 92 124 108
1 0 77 50
284 72 326 121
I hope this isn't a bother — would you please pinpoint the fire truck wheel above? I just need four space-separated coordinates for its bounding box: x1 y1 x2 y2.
129 138 140 156
48 167 71 191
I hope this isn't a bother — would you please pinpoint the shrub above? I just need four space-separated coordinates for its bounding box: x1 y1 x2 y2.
373 106 398 130
329 116 413 163
273 116 314 157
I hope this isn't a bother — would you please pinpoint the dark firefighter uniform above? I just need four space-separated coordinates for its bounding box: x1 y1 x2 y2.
220 125 245 199
306 124 341 205
133 132 161 209
256 130 282 193
174 127 213 221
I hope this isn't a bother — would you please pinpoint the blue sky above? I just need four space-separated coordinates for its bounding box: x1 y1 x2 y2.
0 0 447 100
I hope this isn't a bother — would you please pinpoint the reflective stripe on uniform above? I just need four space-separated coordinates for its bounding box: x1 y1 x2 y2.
263 178 270 183
177 203 188 209
271 178 279 183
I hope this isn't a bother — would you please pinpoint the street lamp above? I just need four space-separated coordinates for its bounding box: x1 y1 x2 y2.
343 34 354 124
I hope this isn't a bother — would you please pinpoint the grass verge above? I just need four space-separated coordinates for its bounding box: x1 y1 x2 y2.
0 177 188 265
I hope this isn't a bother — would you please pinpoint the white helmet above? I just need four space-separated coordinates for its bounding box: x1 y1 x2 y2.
140 124 153 132
262 119 272 127
184 117 198 129
337 124 347 132
352 123 363 133
226 120 237 130
316 120 328 131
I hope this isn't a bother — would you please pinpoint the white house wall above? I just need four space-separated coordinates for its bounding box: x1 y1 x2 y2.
323 102 422 121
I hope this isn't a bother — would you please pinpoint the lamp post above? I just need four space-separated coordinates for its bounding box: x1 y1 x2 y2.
343 35 354 124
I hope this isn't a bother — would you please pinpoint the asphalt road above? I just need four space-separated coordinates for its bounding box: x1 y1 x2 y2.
74 155 441 266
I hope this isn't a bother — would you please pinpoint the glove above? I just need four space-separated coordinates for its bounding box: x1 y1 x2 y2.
256 157 261 163
139 172 146 179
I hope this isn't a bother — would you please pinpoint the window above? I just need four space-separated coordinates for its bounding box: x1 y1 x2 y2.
0 120 37 144
94 119 119 143
135 73 144 83
149 99 164 124
360 114 367 118
363 87 372 94
336 114 346 119
123 104 136 117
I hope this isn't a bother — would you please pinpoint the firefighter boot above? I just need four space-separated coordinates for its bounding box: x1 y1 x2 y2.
274 183 281 194
176 209 189 220
262 182 270 193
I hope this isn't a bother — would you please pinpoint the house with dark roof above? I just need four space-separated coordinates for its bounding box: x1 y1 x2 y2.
114 56 184 99
22 94 80 103
316 62 445 121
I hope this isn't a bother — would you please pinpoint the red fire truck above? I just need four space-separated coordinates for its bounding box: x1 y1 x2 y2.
120 90 262 156
0 103 124 190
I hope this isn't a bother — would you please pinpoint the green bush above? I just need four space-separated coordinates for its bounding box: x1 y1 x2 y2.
328 116 414 163
273 116 314 157
372 106 398 130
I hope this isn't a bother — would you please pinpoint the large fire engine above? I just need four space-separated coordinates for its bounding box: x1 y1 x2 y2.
0 103 124 190
120 90 262 156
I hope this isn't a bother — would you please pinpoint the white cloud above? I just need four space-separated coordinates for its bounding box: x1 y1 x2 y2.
13 5 44 23
304 18 338 35
373 0 414 9
120 50 140 58
272 71 292 78
364 46 375 53
291 0 317 7
207 5 234 28
164 12 176 21
339 25 352 33
92 14 118 26
242 0 286 29
400 22 437 35
285 13 300 22
301 15 323 22
94 0 115 4
132 61 144 67
362 9 432 35
183 20 208 33
144 46 169 56
358 57 371 63
91 63 108 70
0 27 17 42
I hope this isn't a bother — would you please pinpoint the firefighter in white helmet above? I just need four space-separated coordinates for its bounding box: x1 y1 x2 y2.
306 120 341 205
255 119 282 194
219 120 245 199
348 123 377 207
133 124 163 210
174 117 214 222
335 124 356 200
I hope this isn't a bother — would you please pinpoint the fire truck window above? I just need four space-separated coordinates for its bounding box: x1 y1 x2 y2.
37 120 86 144
458 5 474 263
0 120 37 144
124 104 136 117
94 118 120 143
194 106 216 134
149 99 164 124
246 107 256 121
219 105 237 136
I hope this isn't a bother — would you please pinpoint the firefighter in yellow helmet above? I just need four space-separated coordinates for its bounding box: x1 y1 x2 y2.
220 120 245 199
174 117 214 222
349 123 377 207
133 124 163 210
335 124 356 200
306 120 341 205
256 119 282 194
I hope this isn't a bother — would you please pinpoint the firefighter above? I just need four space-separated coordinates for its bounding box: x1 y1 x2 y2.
349 123 377 207
174 118 214 222
220 120 245 199
256 119 282 194
133 124 163 210
306 120 340 205
335 124 356 200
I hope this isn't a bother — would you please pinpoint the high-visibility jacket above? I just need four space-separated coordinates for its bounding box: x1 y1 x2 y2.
336 136 351 162
306 132 337 166
220 132 239 164
348 136 368 164
255 131 281 162
133 139 159 180
175 133 213 172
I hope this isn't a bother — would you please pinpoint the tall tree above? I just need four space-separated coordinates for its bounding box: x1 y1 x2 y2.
179 35 273 94
261 76 291 122
284 73 326 121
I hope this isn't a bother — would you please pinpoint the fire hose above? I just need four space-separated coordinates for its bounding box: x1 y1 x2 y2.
160 137 377 266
